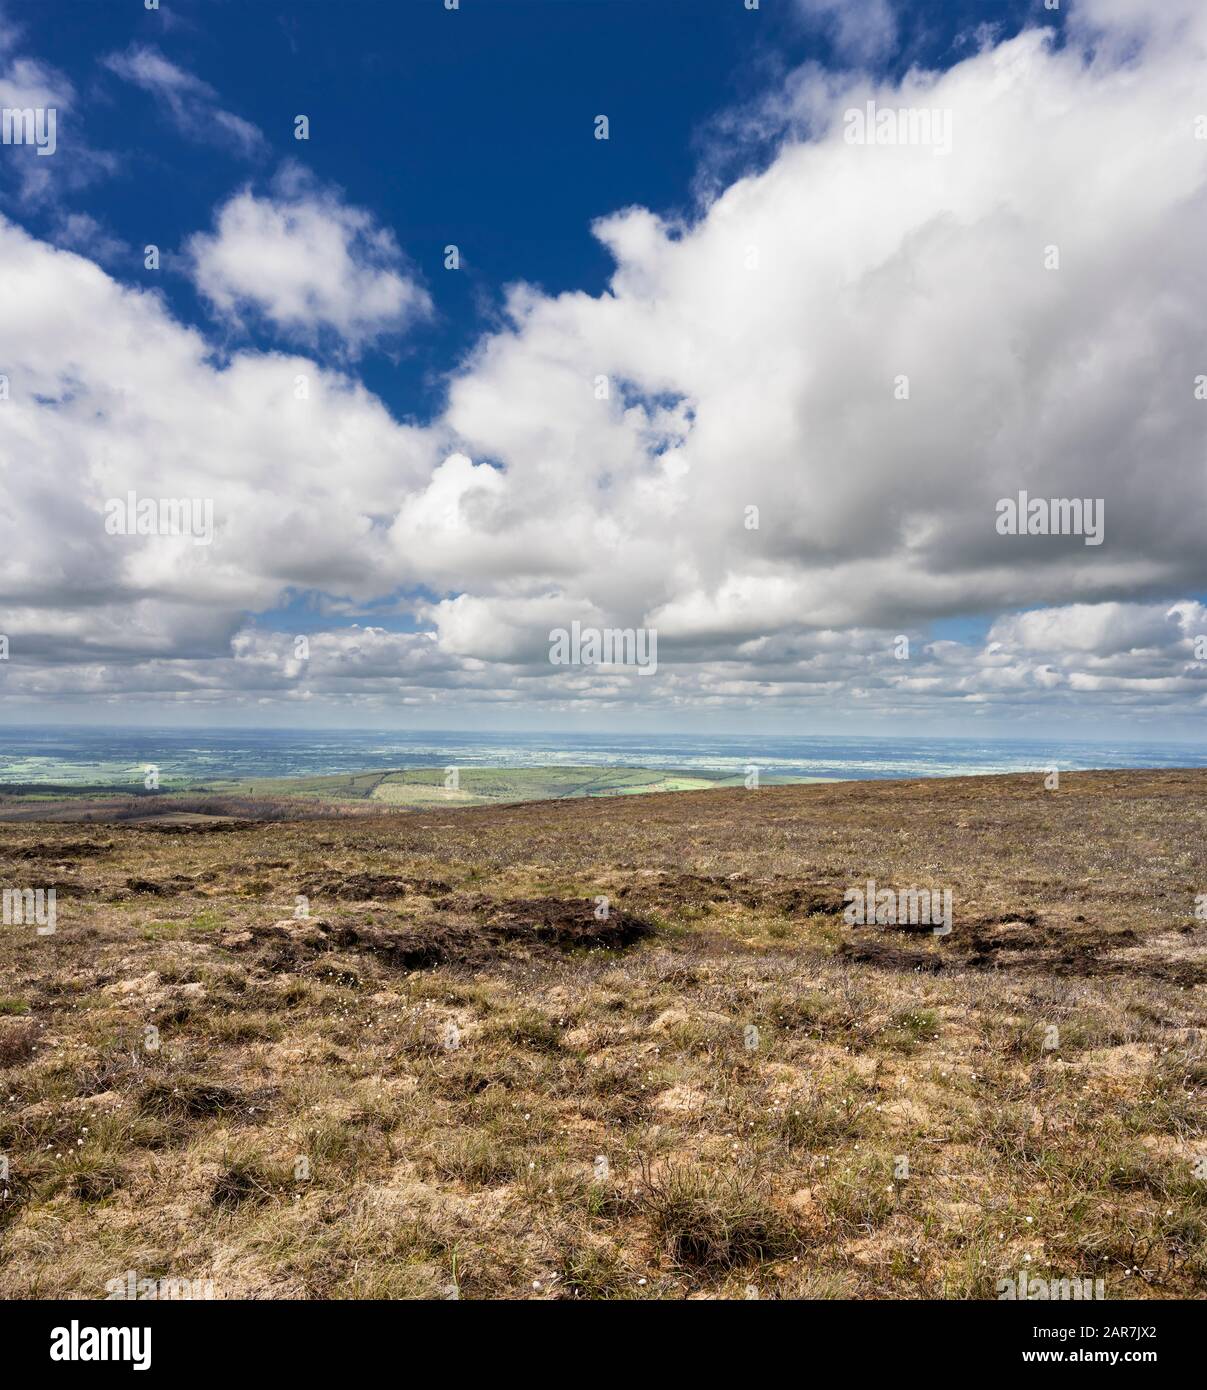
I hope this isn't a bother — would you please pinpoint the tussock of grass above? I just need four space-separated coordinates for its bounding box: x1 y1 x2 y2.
425 1132 524 1187
488 1009 563 1052
211 1157 284 1208
138 1078 244 1121
68 1159 125 1203
639 1160 800 1271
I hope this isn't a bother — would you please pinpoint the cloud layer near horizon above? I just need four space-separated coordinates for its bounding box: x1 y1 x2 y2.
1 0 1206 727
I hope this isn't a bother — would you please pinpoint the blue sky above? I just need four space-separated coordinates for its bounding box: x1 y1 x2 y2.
15 0 1037 422
1 0 1205 738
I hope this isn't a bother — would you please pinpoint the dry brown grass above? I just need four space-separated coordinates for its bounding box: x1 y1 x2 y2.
0 769 1205 1299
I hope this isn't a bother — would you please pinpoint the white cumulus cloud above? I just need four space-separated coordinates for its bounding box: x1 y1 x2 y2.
1 0 1206 732
187 166 432 351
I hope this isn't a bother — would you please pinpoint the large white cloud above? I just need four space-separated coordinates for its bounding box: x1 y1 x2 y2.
0 217 438 631
2 0 1206 727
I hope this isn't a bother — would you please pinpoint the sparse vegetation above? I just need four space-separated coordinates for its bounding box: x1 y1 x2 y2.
0 769 1204 1299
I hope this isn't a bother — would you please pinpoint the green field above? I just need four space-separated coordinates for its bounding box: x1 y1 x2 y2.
197 764 806 809
0 764 829 822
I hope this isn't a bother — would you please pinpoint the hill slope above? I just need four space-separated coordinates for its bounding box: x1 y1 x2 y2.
0 769 1204 1299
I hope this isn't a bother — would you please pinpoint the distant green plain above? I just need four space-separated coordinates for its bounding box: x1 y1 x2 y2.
197 764 814 809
